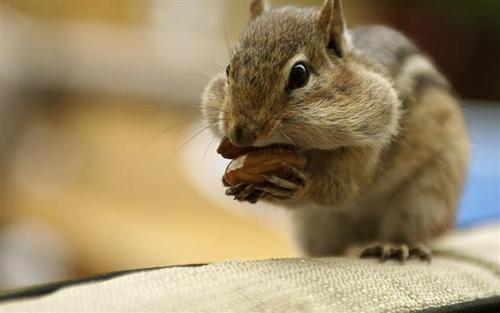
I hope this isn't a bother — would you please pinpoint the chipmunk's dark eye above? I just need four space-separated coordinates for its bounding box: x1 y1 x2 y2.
226 65 230 77
288 62 309 90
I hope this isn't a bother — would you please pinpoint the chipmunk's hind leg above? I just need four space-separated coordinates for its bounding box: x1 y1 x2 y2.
361 144 466 263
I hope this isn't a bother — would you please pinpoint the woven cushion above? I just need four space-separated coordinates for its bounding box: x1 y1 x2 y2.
1 225 499 313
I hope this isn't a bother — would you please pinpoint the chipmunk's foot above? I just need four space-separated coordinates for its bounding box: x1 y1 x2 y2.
225 165 306 203
360 243 432 263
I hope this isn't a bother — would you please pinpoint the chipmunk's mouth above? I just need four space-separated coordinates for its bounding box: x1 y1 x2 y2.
253 139 297 149
217 137 298 160
252 130 298 149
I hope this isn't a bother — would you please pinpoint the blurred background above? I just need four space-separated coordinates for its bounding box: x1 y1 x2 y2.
0 0 498 290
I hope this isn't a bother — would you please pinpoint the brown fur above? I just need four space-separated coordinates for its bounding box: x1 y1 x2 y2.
201 0 470 257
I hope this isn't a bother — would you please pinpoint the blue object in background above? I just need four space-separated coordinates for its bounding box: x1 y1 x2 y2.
457 101 500 228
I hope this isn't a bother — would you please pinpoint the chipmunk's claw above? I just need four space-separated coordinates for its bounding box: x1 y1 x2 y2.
409 244 433 262
234 184 255 202
360 243 432 263
262 175 300 191
255 185 297 199
226 184 263 204
256 167 306 200
282 163 307 182
225 183 246 196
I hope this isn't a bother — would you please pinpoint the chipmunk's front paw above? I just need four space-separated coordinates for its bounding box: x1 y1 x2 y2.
225 165 306 203
360 243 432 263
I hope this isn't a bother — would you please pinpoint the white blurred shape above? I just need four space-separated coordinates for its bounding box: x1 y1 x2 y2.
0 219 73 289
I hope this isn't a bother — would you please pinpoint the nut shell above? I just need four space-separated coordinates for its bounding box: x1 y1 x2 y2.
223 149 307 186
217 137 256 159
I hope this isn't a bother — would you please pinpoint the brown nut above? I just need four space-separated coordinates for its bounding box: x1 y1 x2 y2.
217 137 256 160
217 136 296 160
223 149 307 186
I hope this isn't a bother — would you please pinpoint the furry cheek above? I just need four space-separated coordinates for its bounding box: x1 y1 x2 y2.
355 70 402 146
201 74 228 137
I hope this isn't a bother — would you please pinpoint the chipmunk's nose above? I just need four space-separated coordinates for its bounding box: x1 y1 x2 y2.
229 124 257 147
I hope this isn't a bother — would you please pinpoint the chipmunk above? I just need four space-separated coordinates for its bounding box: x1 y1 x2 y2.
201 0 470 261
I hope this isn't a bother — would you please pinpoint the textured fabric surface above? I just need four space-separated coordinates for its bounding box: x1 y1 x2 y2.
1 225 499 313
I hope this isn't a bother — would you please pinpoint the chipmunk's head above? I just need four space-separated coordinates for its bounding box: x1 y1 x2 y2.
202 0 400 149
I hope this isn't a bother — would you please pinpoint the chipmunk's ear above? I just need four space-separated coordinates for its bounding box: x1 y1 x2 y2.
250 0 269 20
318 0 350 57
